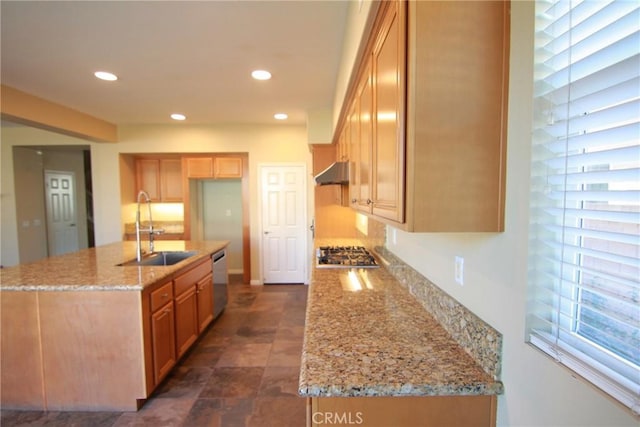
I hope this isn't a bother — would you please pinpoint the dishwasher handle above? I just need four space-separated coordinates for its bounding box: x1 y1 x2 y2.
213 250 226 264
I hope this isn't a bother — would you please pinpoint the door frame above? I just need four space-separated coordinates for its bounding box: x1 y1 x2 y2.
257 163 309 285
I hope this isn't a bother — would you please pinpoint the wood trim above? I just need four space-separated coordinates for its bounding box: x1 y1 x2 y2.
0 84 117 142
141 284 155 394
241 155 251 284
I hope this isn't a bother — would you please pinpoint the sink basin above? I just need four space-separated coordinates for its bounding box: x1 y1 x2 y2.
117 251 198 267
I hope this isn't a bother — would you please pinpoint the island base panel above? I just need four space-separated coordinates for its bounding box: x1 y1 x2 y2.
38 291 146 411
0 292 45 409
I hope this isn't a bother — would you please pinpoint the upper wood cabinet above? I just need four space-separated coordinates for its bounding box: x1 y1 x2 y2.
371 0 405 223
135 157 182 202
405 0 509 231
214 156 243 179
184 156 243 179
136 159 160 200
342 0 509 232
184 157 214 178
351 56 373 214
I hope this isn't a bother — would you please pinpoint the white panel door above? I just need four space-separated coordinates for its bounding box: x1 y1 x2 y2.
45 171 79 256
260 164 307 284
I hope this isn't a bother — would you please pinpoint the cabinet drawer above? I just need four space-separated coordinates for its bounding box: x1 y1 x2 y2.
174 258 211 296
150 281 174 313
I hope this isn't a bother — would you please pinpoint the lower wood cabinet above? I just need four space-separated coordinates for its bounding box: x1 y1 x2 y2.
174 285 199 359
150 300 176 385
149 281 176 385
144 257 214 391
196 273 214 332
0 256 219 412
173 257 212 358
308 395 496 427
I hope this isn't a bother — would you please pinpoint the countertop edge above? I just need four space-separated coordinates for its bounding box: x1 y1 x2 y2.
0 241 229 292
299 247 504 398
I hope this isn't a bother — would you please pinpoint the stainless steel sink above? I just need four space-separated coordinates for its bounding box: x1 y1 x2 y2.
117 251 198 267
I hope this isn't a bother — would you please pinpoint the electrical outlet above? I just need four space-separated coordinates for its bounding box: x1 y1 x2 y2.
455 256 464 286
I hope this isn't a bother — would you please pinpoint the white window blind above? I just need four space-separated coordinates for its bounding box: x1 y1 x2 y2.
528 0 640 412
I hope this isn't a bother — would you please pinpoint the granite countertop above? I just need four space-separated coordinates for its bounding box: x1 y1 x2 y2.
0 240 229 292
299 257 503 398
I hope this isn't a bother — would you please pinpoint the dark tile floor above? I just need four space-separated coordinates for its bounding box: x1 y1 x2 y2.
1 276 309 427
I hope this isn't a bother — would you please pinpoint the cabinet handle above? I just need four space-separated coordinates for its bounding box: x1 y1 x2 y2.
162 293 169 299
164 308 171 314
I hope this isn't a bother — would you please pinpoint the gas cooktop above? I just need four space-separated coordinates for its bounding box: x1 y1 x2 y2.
316 245 379 269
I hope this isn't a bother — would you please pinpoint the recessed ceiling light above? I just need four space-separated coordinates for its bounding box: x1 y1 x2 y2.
171 113 186 121
94 71 118 81
274 113 288 120
251 70 272 80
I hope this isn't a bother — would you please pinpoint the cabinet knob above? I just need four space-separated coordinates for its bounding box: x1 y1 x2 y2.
351 198 357 204
367 199 372 205
162 293 169 299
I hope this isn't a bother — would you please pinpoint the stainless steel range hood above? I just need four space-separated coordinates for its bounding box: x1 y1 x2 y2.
314 161 349 186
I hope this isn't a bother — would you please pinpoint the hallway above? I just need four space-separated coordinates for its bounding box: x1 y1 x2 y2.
1 276 309 427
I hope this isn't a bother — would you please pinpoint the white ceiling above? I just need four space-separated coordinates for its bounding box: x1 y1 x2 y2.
1 1 349 126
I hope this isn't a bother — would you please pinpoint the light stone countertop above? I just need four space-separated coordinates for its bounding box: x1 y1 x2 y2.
0 240 229 292
299 259 504 397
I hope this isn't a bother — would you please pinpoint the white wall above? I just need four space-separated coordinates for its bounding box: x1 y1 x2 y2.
1 127 92 267
383 2 636 426
115 124 313 281
1 123 312 281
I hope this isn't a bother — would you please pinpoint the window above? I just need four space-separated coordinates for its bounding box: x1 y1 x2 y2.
527 0 639 411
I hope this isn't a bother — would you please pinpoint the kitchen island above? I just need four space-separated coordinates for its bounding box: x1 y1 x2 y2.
1 240 228 411
300 247 504 426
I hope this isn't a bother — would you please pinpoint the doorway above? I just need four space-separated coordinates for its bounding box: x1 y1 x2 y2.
200 180 243 274
45 170 79 256
12 146 93 264
259 164 308 284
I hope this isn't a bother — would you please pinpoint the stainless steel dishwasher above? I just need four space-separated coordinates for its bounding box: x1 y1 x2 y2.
212 249 228 318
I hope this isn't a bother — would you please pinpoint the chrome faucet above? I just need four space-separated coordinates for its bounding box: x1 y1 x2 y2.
135 190 164 262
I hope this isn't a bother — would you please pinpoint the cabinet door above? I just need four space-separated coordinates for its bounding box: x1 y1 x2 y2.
151 301 176 385
214 157 243 178
135 159 160 201
196 273 214 332
174 286 199 358
159 159 183 201
184 157 214 178
356 57 373 213
372 0 405 223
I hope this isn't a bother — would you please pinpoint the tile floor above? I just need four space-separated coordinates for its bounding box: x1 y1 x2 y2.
1 275 309 427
